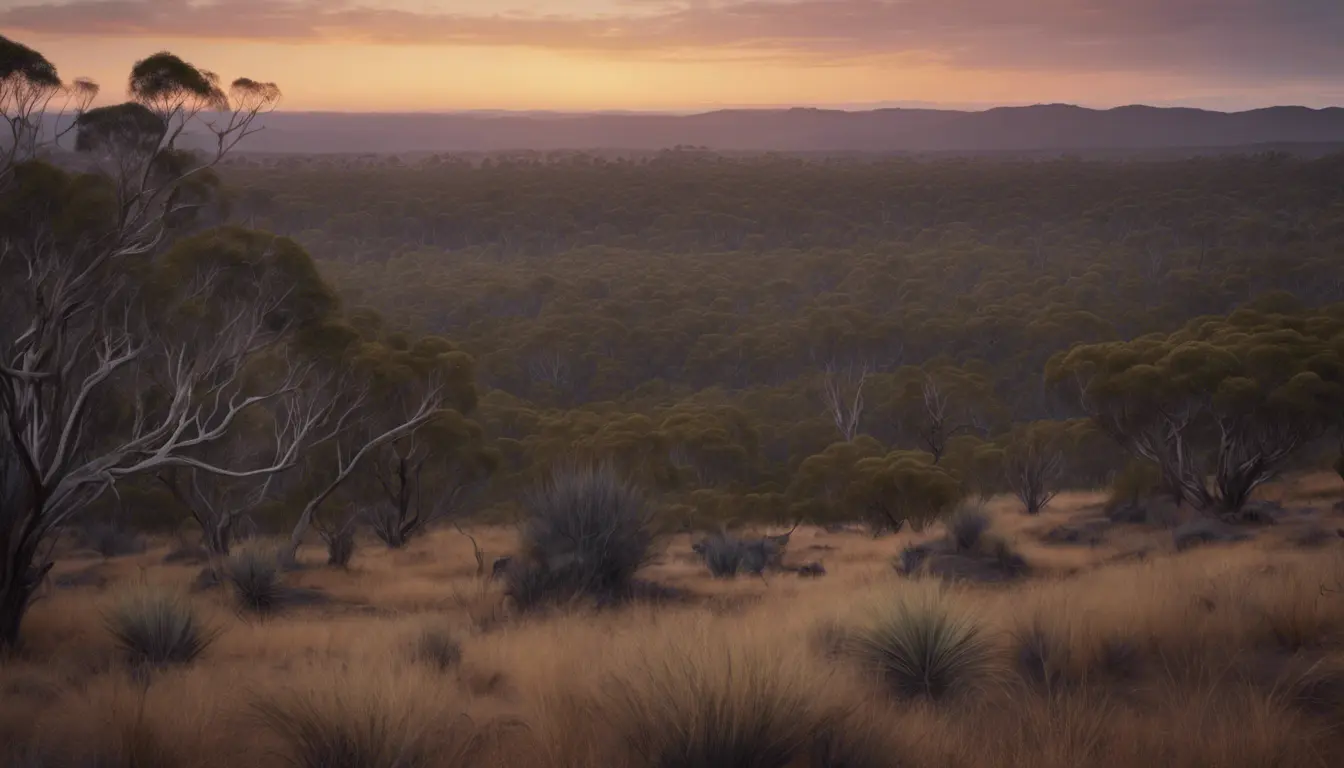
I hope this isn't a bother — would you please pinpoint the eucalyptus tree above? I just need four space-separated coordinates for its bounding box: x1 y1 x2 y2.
845 451 964 533
0 37 293 647
1049 305 1344 515
1001 421 1079 515
283 333 478 561
356 339 494 549
145 229 352 555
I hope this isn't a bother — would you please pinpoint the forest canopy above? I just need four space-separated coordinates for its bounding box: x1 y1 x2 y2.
213 150 1344 520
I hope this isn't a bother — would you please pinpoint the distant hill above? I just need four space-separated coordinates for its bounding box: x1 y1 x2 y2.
202 104 1344 155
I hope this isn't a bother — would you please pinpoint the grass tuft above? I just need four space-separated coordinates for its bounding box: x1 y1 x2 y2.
946 505 991 553
225 546 285 614
252 679 489 768
104 587 217 669
845 594 999 701
598 640 844 768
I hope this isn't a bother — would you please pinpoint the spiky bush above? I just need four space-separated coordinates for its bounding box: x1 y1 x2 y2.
946 505 990 552
511 463 657 607
601 643 842 768
225 546 285 614
701 534 744 578
846 595 998 701
104 587 217 668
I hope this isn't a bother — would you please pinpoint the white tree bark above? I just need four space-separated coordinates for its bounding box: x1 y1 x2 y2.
822 361 869 442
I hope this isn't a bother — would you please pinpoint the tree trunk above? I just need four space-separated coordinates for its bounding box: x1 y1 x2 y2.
0 549 44 651
1215 469 1262 518
0 584 27 651
203 517 233 557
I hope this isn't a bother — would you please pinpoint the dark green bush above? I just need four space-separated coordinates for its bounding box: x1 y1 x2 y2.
508 464 657 609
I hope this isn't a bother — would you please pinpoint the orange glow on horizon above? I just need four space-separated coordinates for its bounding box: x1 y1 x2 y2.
16 34 1343 113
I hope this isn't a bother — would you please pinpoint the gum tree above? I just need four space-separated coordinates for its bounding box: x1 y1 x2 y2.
1049 305 1344 516
0 36 298 647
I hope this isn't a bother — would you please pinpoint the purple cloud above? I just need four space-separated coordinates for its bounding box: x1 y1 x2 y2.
2 0 1341 82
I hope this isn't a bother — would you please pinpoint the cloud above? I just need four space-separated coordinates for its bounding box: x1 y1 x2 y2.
3 0 1342 82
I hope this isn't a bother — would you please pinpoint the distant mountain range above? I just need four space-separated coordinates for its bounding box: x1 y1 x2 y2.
137 103 1344 155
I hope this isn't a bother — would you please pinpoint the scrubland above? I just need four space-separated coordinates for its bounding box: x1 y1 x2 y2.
4 474 1344 768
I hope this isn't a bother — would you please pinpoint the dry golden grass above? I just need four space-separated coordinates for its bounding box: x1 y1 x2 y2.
4 473 1344 767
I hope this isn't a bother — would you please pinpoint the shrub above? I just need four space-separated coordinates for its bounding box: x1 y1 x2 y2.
701 534 744 578
845 595 998 701
414 628 463 672
600 642 841 768
225 546 285 614
510 463 657 608
945 505 990 552
1105 458 1164 511
104 587 217 668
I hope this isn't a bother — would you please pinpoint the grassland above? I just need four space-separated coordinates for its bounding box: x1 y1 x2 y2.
4 474 1344 768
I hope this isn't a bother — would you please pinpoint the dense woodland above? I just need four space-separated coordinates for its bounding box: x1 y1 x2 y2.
215 151 1344 520
4 34 1344 650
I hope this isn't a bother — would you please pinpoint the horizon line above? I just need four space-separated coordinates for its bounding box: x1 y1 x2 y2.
246 102 1344 117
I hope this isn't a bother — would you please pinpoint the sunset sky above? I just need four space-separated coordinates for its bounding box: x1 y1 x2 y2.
4 0 1343 112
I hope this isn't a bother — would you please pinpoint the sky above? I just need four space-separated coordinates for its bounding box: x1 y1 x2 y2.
4 0 1343 112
